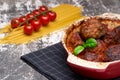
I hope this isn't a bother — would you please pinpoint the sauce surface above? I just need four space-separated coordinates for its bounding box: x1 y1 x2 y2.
66 17 120 62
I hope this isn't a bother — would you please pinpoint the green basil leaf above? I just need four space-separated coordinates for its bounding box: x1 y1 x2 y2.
74 46 85 56
85 38 97 48
82 42 87 48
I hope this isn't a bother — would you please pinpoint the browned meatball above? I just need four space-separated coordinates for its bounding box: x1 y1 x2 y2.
83 40 109 62
103 26 120 46
80 18 107 40
67 32 83 52
83 52 98 61
88 40 106 55
69 32 83 47
106 44 120 61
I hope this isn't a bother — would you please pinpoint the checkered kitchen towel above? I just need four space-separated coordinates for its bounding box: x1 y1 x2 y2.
21 42 90 80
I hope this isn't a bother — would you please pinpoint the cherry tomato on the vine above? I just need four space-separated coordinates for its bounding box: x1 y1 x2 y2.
11 18 20 28
47 11 57 21
32 9 41 19
11 5 57 35
19 16 27 22
26 13 34 22
24 24 34 35
26 13 34 19
40 15 50 26
39 6 48 11
19 16 27 25
31 19 41 31
33 9 41 15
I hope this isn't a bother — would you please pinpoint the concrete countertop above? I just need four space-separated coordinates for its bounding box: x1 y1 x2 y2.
0 0 120 80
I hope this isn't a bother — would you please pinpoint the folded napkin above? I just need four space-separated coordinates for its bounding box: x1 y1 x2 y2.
21 42 120 80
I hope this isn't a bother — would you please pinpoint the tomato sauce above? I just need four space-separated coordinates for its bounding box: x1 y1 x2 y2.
66 17 120 62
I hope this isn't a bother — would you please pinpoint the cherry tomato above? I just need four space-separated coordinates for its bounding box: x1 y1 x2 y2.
47 11 57 21
11 18 20 28
32 9 41 15
26 13 34 22
40 15 50 26
32 9 41 19
39 5 48 11
26 13 34 19
31 19 41 31
24 24 34 35
19 16 27 25
19 16 26 22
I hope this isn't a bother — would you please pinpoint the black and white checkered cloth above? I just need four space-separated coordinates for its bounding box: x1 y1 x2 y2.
21 42 120 80
21 42 89 80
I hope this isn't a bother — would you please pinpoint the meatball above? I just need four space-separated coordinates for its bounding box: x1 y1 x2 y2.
84 52 98 61
67 32 83 52
106 44 120 61
88 40 106 55
68 32 83 47
80 18 107 40
84 40 109 62
103 26 120 45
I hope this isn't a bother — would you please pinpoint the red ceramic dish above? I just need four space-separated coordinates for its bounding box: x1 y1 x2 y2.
62 13 120 79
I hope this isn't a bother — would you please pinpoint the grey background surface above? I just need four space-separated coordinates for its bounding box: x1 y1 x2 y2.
0 0 120 80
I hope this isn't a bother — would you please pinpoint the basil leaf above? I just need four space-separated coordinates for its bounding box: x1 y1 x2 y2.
85 38 97 48
82 42 87 48
74 46 85 56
